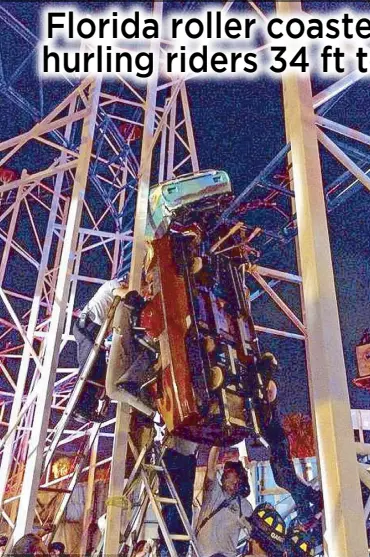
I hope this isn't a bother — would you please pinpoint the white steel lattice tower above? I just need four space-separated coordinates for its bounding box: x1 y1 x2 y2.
0 2 369 556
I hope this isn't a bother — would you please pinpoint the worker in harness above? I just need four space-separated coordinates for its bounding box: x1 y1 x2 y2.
72 274 129 422
258 353 323 524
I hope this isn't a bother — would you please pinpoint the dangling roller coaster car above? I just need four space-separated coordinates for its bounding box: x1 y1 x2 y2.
139 170 271 446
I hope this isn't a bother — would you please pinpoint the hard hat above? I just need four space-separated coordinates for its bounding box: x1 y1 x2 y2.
251 503 286 551
284 524 316 557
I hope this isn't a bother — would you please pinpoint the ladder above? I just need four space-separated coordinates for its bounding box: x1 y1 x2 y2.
41 422 101 542
98 432 202 557
12 286 198 557
16 296 124 543
37 291 157 545
42 294 122 474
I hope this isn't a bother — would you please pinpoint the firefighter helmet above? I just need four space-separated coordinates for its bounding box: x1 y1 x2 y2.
284 524 316 556
251 503 286 552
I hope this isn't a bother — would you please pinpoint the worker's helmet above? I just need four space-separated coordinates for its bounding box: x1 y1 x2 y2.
251 503 286 552
284 524 316 557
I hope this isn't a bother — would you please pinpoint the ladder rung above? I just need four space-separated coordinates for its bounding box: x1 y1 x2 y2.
143 464 164 472
170 535 191 541
86 379 104 388
155 496 177 504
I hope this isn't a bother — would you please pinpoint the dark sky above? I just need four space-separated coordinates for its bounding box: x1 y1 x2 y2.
1 1 370 416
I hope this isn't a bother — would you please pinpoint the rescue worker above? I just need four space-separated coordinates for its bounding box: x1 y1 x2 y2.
284 522 316 557
158 436 198 557
196 447 253 557
258 353 322 523
72 275 128 422
249 503 286 556
48 541 68 557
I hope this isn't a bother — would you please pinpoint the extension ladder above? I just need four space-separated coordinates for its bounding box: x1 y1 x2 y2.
26 295 124 544
42 294 122 474
95 432 201 557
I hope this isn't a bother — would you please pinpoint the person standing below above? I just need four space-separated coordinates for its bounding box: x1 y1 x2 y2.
196 447 253 557
258 352 322 523
72 275 128 422
158 436 198 557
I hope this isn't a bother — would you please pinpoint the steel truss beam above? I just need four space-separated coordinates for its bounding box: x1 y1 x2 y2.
13 76 102 540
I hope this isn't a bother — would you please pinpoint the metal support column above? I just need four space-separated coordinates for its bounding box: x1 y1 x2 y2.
103 4 163 555
277 2 368 555
12 78 101 540
129 5 162 291
166 86 177 181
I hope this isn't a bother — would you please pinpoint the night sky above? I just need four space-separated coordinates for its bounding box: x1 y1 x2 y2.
1 1 370 417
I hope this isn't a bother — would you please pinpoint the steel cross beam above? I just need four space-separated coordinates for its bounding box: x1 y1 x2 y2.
0 27 203 542
0 59 150 531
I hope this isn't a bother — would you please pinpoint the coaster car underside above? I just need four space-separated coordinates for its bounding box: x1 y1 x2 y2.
106 170 270 446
